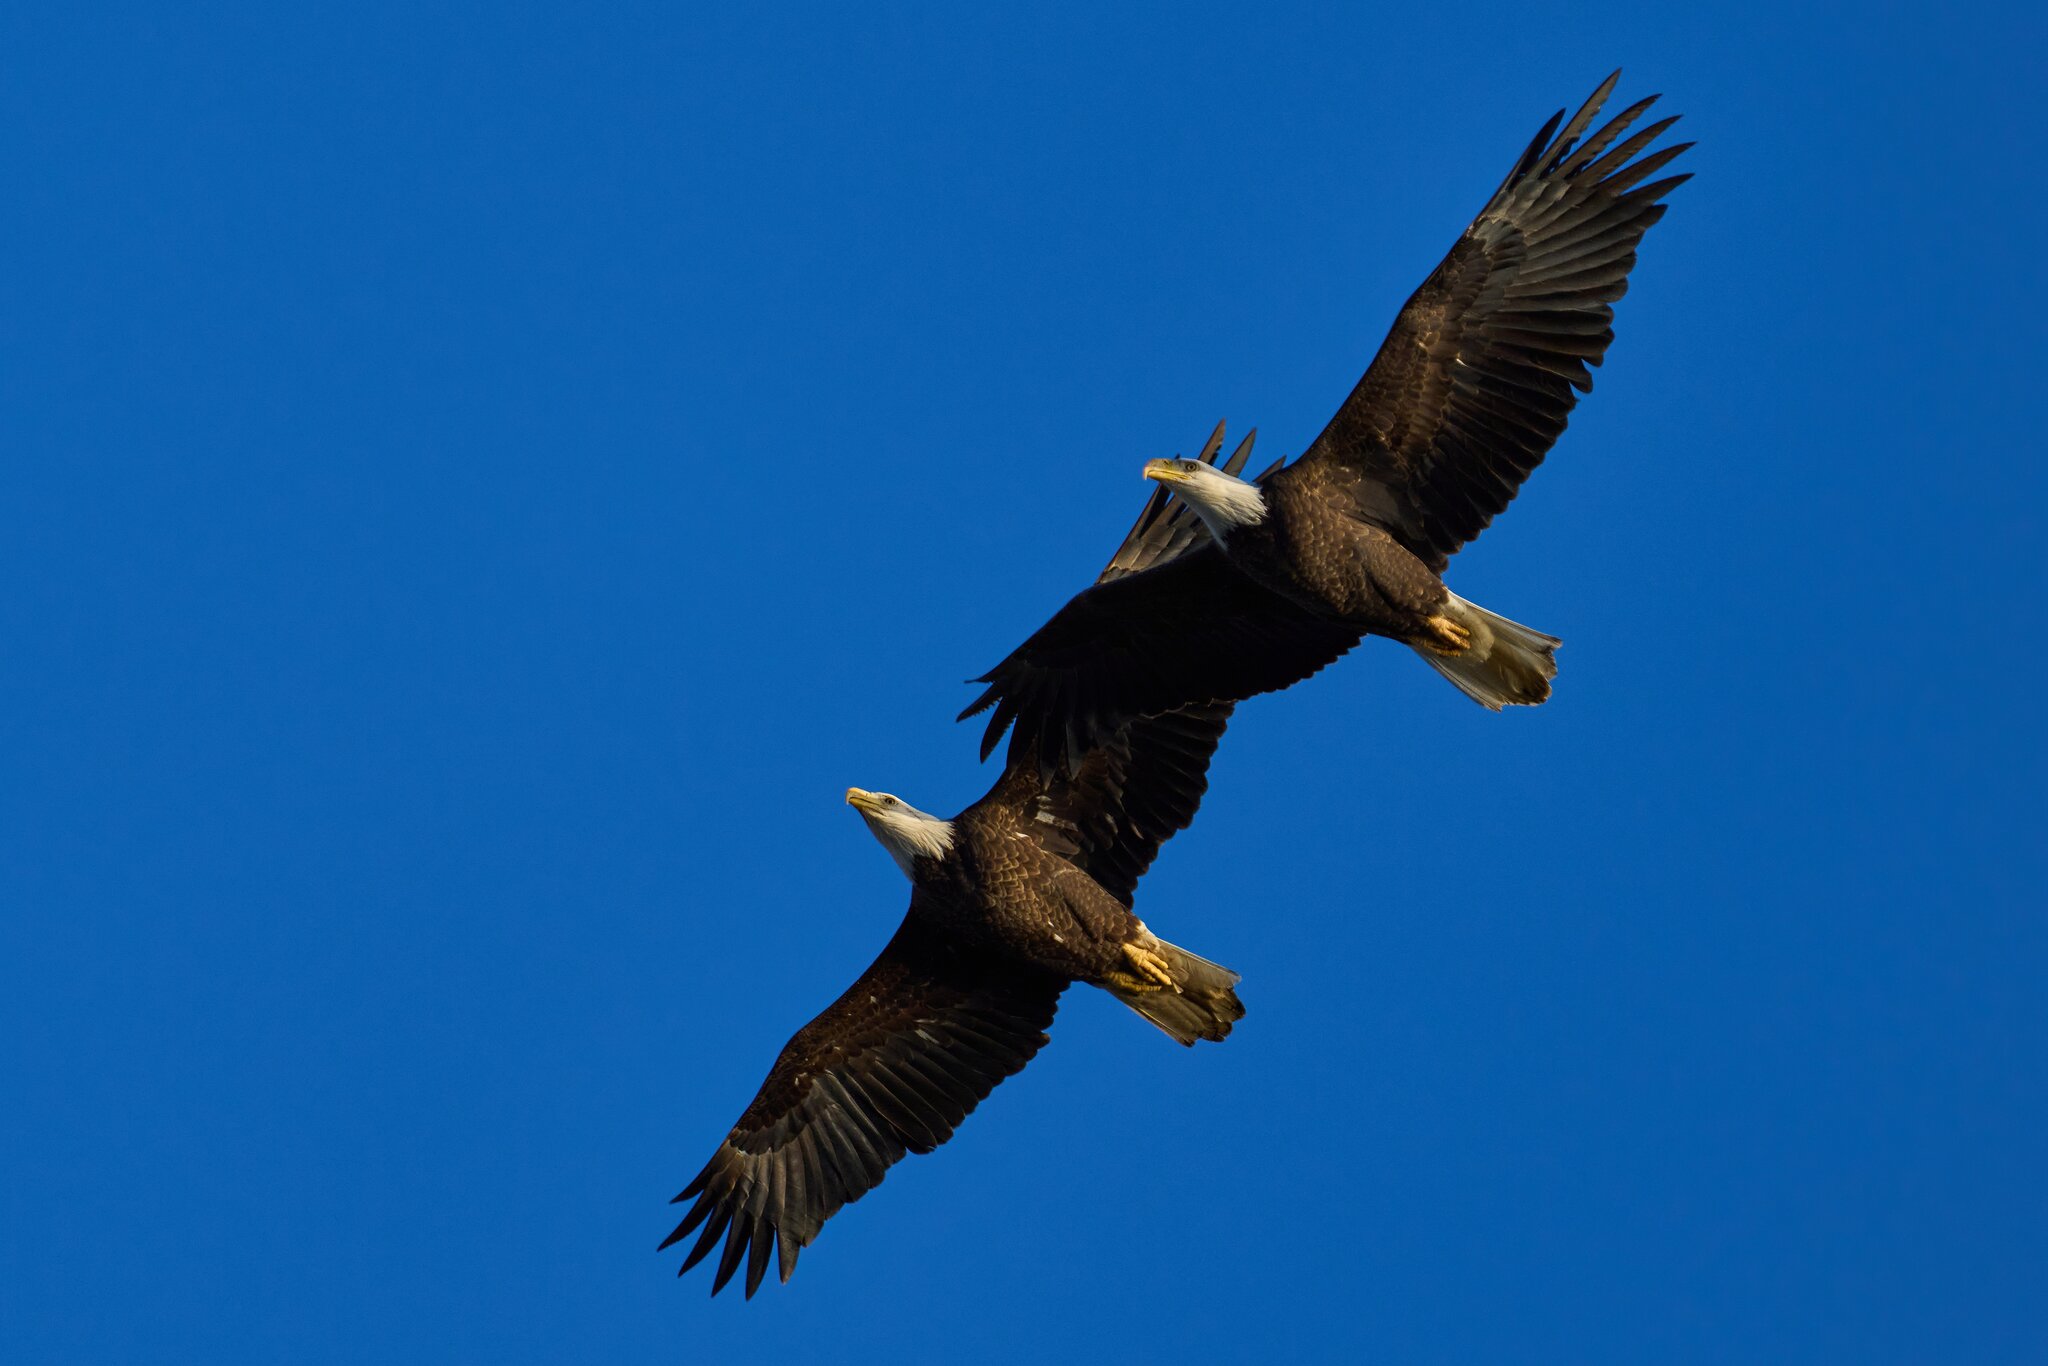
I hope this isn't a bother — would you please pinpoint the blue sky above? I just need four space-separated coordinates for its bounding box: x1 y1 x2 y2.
3 2 2043 1361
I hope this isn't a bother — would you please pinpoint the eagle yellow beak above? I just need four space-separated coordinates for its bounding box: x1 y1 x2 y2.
845 787 880 813
1142 458 1184 484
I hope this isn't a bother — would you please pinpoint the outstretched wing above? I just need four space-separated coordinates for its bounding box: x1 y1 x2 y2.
959 546 1360 774
663 917 1064 1297
1293 71 1691 571
981 700 1235 906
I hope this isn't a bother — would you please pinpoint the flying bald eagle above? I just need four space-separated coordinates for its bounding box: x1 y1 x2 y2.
663 704 1244 1298
962 72 1689 771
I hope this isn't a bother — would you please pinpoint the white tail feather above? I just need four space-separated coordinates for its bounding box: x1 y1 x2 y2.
1414 592 1560 710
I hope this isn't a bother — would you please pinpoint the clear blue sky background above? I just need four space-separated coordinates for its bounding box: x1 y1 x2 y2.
4 2 2043 1361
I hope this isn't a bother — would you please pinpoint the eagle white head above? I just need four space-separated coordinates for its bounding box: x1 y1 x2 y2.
1142 458 1268 541
845 787 957 878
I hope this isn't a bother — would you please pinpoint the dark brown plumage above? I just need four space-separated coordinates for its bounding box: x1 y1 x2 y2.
962 72 1688 772
663 704 1244 1298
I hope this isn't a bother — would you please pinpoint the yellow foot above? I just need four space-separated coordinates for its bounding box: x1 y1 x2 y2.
1118 942 1177 992
1420 614 1472 655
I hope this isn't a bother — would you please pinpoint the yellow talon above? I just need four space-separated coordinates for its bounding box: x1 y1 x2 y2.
1421 614 1472 654
1120 942 1177 991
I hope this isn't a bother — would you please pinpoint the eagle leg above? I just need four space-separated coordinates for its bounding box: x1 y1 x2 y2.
1111 942 1178 993
1418 614 1474 655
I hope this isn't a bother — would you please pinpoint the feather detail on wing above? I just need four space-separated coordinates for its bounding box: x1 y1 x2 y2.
663 919 1062 1297
1294 70 1691 570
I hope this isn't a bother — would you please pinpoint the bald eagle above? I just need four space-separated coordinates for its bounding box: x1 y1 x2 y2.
962 72 1689 771
663 704 1244 1297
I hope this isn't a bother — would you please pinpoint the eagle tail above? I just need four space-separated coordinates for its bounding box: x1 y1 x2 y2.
1109 935 1244 1046
1414 592 1559 710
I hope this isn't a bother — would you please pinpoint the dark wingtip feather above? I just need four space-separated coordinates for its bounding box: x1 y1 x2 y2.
661 1179 719 1249
1595 138 1690 196
678 1202 731 1274
956 683 998 722
1577 113 1682 185
1220 428 1257 475
744 1222 775 1298
1582 68 1624 115
1626 173 1692 205
1541 69 1624 175
1495 108 1565 199
979 697 1019 762
710 1211 751 1295
778 1230 801 1285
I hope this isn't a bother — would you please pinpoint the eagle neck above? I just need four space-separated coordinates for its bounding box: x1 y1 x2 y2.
1183 478 1268 544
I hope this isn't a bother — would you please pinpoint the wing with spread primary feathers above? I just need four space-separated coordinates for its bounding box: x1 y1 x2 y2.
1294 71 1690 570
663 918 1064 1297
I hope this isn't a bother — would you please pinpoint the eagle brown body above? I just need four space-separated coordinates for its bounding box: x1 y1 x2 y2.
1228 463 1454 639
916 796 1167 989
